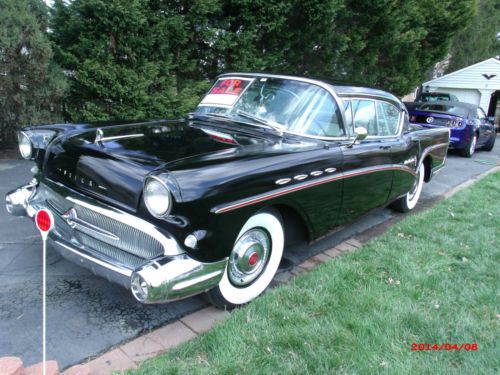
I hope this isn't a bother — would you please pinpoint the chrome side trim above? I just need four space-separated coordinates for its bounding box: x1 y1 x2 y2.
310 170 323 176
325 167 337 173
418 142 449 170
66 197 183 256
293 174 308 181
275 178 291 185
212 164 416 214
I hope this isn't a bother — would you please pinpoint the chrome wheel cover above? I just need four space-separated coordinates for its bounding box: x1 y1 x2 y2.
228 228 271 286
469 135 477 155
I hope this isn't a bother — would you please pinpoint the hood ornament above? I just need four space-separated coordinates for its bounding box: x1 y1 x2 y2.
94 128 104 145
94 127 144 146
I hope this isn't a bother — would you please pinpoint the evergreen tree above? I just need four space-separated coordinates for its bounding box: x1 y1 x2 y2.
0 0 67 146
50 0 475 122
446 0 500 73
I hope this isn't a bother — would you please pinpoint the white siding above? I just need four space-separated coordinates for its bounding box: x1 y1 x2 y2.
423 58 500 91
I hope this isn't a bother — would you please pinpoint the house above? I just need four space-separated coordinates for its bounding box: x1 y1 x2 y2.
421 58 500 122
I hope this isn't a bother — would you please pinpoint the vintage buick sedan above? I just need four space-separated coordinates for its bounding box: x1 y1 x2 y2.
6 73 450 309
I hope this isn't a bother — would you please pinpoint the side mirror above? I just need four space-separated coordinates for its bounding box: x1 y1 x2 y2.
487 116 495 124
354 126 368 141
347 127 368 147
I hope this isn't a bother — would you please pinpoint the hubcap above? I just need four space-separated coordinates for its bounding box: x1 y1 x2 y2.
228 228 271 286
470 135 477 155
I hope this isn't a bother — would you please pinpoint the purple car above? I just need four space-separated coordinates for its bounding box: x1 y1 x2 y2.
409 101 496 157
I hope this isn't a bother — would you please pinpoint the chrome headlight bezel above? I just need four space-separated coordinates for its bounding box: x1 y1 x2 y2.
143 176 172 218
18 131 33 160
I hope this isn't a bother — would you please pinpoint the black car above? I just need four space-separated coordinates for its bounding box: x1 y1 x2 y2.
6 73 450 309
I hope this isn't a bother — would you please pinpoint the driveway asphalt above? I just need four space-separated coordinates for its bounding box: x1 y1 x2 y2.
0 138 499 369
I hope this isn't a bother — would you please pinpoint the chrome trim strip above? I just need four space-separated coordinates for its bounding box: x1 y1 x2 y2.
310 170 323 176
212 164 416 214
418 142 449 170
72 217 120 241
54 240 133 277
325 167 337 173
275 178 291 185
293 174 308 181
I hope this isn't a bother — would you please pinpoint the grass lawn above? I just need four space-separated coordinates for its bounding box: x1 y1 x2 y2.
130 172 500 375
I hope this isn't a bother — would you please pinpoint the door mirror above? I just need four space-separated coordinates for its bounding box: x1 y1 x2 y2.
347 126 368 148
487 116 495 124
354 126 368 141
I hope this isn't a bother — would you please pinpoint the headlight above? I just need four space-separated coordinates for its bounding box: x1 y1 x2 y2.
144 177 172 217
18 132 33 159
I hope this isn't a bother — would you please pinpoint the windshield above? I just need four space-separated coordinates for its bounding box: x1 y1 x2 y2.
196 77 344 138
416 103 469 117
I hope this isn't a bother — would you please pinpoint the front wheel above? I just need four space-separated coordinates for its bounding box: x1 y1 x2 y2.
483 132 496 151
206 209 284 310
390 162 425 213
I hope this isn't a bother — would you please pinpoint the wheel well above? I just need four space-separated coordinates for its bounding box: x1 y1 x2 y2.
272 204 310 247
423 155 432 182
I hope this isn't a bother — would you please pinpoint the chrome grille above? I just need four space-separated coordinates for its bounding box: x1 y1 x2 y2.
75 232 145 268
42 184 164 266
73 204 164 259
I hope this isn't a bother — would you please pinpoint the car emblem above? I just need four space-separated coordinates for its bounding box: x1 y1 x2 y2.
62 207 78 228
426 117 434 124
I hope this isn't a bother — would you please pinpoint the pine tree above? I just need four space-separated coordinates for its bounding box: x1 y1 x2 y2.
0 0 67 146
446 0 500 73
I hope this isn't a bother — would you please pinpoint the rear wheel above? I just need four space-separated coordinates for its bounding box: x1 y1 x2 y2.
390 162 425 213
461 134 477 157
483 132 496 151
206 209 284 310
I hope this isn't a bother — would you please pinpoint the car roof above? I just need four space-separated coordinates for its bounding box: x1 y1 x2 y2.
217 72 402 107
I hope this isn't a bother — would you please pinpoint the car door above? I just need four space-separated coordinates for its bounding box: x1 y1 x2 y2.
477 107 493 146
340 99 396 221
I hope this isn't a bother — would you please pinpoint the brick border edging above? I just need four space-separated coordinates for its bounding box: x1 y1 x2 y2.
79 237 364 375
4 165 499 375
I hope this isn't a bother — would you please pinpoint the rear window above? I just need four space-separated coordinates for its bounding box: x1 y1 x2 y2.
416 103 469 118
418 93 451 102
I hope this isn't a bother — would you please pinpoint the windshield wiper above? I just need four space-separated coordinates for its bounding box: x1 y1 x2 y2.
235 110 284 135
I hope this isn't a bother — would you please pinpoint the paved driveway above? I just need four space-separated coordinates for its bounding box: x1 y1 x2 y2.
0 140 499 369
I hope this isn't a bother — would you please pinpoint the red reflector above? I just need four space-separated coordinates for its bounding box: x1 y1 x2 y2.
248 252 259 266
36 210 52 232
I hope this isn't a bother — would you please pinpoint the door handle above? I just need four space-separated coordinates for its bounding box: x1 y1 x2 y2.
379 145 391 150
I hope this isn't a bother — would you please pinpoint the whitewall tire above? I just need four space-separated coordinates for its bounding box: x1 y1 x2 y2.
206 209 284 309
390 162 425 213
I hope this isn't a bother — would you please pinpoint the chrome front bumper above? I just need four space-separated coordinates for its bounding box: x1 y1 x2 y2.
5 178 227 304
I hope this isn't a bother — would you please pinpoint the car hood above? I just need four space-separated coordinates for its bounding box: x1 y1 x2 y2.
43 119 322 211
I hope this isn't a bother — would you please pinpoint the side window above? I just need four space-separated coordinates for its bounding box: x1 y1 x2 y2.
288 88 344 137
376 101 401 136
343 100 354 137
476 108 486 121
352 100 377 136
